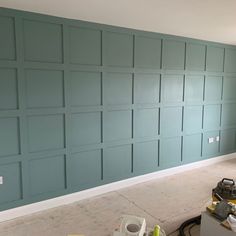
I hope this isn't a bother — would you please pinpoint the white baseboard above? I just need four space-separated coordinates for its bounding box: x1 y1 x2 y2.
0 152 235 223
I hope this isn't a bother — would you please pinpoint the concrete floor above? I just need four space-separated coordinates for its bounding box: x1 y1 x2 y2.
0 158 236 236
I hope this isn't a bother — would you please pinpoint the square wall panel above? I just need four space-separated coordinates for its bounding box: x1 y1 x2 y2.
186 43 205 71
202 131 220 157
222 103 236 127
0 117 20 157
220 130 236 153
185 75 204 102
134 141 158 174
203 105 221 130
183 134 202 163
71 71 101 107
225 49 236 73
26 69 64 109
205 76 222 101
71 150 102 187
163 39 185 70
162 75 184 103
184 106 202 134
135 73 160 104
206 46 224 72
135 108 159 138
0 68 18 110
104 31 133 67
69 27 101 65
29 155 65 196
0 16 16 60
161 107 182 137
28 114 64 152
135 36 161 68
160 137 182 168
0 162 22 205
71 112 101 147
105 110 132 142
103 145 132 181
223 77 236 101
23 20 63 63
104 73 132 105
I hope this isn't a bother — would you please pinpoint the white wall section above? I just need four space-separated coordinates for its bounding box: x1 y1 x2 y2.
0 0 236 45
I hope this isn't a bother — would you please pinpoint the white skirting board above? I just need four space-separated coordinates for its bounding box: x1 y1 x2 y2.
0 152 236 223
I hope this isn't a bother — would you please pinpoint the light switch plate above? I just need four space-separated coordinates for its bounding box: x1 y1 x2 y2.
0 176 3 185
216 136 220 142
208 137 214 143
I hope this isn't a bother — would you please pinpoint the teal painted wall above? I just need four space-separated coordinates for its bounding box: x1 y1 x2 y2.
0 7 236 211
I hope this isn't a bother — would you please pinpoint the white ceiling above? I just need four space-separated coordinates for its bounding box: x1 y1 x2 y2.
1 0 236 45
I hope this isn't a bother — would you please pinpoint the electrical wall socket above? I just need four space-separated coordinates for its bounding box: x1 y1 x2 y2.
216 136 220 142
0 176 3 185
208 137 214 143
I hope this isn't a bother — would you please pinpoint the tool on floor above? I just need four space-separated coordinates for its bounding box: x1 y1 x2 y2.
212 178 236 204
208 178 236 221
177 177 236 235
148 225 165 236
113 215 146 236
227 214 236 232
212 192 235 220
152 225 160 236
113 215 166 236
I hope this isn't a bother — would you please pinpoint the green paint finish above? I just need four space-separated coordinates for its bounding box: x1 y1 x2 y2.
186 43 205 71
223 77 236 101
135 108 159 138
225 49 236 73
26 69 64 108
135 73 160 104
104 31 133 67
222 103 236 127
0 68 18 110
70 150 102 188
220 130 236 153
29 155 65 196
0 162 22 204
205 76 222 101
71 112 101 146
135 36 161 68
69 26 101 65
23 19 63 63
0 8 236 211
206 46 224 72
70 71 101 107
28 114 65 153
134 141 158 174
104 73 132 105
0 117 20 157
160 137 182 168
103 145 132 181
202 131 220 157
184 106 203 134
185 75 204 102
161 107 182 137
105 110 132 142
163 39 185 70
162 75 184 103
183 134 202 163
0 16 16 60
203 105 221 130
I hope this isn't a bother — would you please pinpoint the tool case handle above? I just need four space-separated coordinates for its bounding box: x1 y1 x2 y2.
222 178 235 185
